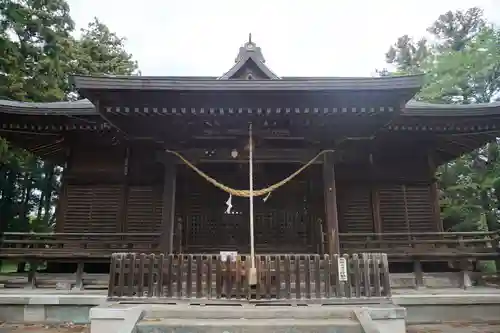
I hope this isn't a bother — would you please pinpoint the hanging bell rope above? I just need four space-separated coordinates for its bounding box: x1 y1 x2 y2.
165 148 335 197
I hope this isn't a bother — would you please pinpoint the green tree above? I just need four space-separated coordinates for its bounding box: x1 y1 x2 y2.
0 0 139 251
382 7 500 234
71 18 138 77
0 0 74 102
385 35 430 75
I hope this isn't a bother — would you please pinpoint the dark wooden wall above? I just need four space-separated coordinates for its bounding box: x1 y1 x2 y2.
58 143 164 234
55 144 440 253
336 151 439 238
337 183 436 235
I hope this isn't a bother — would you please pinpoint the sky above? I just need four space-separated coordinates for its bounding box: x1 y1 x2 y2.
67 0 500 77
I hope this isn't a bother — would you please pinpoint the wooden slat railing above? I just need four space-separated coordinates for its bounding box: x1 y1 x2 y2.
339 231 500 260
0 232 162 259
0 231 498 260
107 253 391 301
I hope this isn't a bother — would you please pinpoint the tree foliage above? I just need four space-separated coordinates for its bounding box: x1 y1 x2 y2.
383 7 500 233
0 0 139 243
0 0 74 102
72 18 138 77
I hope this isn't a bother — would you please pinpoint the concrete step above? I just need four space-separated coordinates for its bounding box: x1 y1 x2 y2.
90 303 406 333
135 318 363 333
143 304 358 320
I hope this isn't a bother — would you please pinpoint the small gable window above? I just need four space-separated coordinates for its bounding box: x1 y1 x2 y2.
246 73 254 80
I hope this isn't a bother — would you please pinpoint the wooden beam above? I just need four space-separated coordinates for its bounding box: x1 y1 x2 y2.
159 154 177 253
323 152 340 255
157 148 324 164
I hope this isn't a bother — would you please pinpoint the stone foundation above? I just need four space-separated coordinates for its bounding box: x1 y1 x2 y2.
0 294 105 324
0 288 500 332
390 272 474 289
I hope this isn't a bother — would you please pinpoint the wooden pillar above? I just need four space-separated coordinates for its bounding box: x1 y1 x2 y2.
369 154 382 238
371 188 382 236
427 153 443 232
118 147 130 233
55 145 72 233
160 154 177 253
430 182 443 232
323 152 340 255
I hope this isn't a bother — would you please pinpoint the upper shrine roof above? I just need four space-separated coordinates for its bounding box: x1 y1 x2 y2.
70 74 423 91
68 35 423 93
1 36 500 118
1 37 499 165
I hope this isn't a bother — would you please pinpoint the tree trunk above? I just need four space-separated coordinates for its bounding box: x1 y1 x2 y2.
37 193 45 221
17 173 32 273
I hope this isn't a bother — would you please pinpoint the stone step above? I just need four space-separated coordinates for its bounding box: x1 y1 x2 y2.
90 303 406 333
143 304 358 320
135 318 363 333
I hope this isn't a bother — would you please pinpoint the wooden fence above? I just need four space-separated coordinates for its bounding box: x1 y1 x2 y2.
107 253 391 301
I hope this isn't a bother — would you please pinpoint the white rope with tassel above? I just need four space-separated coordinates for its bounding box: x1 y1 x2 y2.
225 194 233 214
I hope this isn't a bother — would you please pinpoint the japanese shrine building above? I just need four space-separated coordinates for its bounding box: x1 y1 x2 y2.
1 37 500 259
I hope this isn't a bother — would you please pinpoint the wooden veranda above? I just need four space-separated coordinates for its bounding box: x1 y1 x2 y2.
1 231 498 262
0 230 498 292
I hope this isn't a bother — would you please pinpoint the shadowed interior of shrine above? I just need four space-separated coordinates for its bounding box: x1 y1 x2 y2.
176 163 324 254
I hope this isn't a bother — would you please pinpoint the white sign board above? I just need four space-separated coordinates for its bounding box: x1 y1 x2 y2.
338 257 348 282
220 251 238 262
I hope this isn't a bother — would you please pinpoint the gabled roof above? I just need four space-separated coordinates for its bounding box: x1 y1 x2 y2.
219 34 280 80
69 36 423 93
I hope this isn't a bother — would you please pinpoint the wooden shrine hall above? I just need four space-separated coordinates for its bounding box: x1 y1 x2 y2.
0 37 500 287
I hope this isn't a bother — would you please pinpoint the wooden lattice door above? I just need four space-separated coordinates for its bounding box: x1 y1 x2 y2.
176 163 324 254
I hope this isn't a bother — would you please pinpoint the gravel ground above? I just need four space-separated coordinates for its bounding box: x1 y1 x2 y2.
407 323 500 333
0 324 88 333
1 322 500 333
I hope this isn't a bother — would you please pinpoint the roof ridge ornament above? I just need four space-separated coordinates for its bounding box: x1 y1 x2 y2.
219 35 280 80
244 33 256 51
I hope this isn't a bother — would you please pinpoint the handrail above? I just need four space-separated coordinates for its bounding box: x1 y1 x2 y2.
1 232 161 237
339 231 499 237
2 231 497 238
